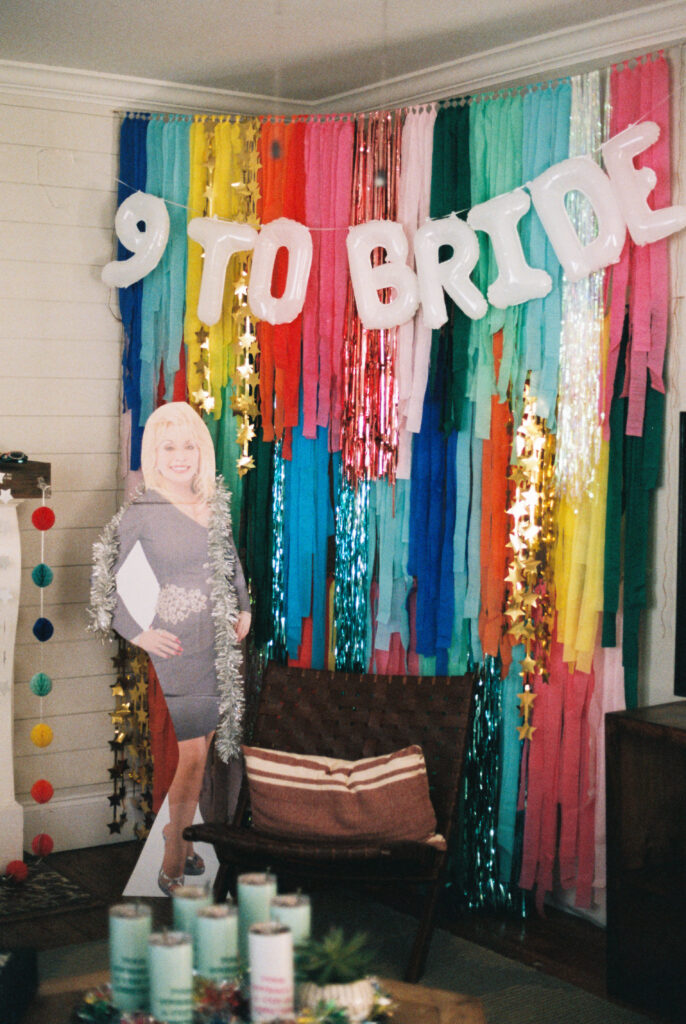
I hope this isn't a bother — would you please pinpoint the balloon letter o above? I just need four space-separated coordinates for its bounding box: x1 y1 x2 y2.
248 218 313 325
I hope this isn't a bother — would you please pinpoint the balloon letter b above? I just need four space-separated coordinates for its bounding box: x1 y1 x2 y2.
528 156 626 282
248 218 313 325
346 221 419 330
467 189 552 308
101 191 169 288
601 121 686 245
414 215 487 326
188 217 258 326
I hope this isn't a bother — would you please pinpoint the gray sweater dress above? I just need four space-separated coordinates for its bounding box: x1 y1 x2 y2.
112 489 250 741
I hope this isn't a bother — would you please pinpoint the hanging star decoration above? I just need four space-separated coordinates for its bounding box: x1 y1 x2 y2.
107 640 154 839
504 383 557 730
0 489 13 504
188 122 218 419
517 685 537 741
230 117 262 477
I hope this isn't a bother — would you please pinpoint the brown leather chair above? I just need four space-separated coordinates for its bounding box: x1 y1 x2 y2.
185 661 475 981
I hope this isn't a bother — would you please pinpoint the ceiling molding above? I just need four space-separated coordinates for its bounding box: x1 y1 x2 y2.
318 1 686 111
0 60 314 116
0 2 684 116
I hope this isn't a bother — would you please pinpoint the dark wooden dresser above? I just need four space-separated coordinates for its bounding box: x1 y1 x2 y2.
606 701 686 1021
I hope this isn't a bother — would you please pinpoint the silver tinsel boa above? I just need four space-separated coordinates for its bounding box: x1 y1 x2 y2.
87 477 244 762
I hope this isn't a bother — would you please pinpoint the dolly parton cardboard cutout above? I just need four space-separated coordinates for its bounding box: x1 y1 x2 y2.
104 404 246 898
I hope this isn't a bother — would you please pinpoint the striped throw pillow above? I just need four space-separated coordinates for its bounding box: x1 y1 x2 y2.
242 744 441 844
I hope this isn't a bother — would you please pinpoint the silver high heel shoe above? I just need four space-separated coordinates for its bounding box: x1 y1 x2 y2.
158 867 184 896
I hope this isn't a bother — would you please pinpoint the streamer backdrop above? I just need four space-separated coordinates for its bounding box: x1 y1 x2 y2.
107 53 676 912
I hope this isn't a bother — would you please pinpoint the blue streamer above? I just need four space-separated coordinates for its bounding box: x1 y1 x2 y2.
117 116 148 469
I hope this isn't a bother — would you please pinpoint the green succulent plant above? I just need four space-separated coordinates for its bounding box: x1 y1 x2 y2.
295 927 376 985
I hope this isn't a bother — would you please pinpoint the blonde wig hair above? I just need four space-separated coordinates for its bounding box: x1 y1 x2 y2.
140 403 216 503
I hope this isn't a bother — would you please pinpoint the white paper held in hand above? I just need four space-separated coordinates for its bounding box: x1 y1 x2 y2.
116 541 160 631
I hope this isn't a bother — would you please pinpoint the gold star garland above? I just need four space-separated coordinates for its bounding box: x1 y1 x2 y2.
504 384 557 733
229 118 261 477
108 639 154 838
189 123 218 418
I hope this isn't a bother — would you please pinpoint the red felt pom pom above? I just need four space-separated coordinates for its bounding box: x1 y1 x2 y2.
5 859 28 882
30 779 54 804
31 507 55 531
31 833 54 856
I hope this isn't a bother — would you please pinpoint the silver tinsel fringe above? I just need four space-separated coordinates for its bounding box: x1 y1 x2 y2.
208 478 243 763
87 478 244 764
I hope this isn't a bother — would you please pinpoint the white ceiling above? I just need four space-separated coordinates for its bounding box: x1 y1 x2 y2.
1 0 685 111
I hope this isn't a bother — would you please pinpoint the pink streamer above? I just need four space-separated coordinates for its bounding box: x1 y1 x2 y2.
605 55 672 438
395 108 437 476
301 120 355 444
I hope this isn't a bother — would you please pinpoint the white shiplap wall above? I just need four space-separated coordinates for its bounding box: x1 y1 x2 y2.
0 89 128 849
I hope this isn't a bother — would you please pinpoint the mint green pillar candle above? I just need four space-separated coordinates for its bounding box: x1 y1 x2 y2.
172 884 212 953
270 893 311 946
109 903 152 1012
196 903 239 983
148 931 193 1024
237 871 277 963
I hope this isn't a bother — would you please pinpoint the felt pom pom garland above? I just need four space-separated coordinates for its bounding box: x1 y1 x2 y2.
28 479 55 858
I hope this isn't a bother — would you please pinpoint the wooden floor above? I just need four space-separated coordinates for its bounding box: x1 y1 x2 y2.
3 841 608 999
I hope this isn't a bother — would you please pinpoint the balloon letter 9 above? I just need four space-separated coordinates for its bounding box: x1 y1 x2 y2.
248 218 313 325
414 215 488 325
601 121 686 245
346 220 419 329
188 217 258 326
467 189 552 308
528 156 626 282
101 191 169 288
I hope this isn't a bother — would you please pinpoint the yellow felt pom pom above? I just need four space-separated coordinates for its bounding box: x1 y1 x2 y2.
30 723 53 748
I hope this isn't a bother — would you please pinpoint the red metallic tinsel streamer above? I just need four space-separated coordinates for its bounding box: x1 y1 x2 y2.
341 111 403 483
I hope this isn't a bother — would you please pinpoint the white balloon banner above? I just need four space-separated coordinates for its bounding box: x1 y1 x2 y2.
102 121 686 327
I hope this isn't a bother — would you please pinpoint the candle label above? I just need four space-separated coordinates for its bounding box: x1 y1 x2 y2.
249 922 294 1024
153 984 193 1024
111 955 148 992
200 954 240 983
109 903 151 1013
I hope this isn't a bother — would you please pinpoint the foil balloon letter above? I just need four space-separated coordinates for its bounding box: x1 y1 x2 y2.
346 220 419 329
601 121 686 245
528 156 626 282
188 217 258 326
467 189 552 307
414 215 488 325
101 191 169 288
248 217 313 325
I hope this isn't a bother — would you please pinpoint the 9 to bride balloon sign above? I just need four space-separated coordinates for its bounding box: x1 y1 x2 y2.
102 122 686 328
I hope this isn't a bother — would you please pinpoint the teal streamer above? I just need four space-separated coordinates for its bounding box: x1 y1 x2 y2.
367 479 411 665
334 468 369 672
517 82 572 427
139 117 191 425
270 439 287 661
456 656 514 912
497 645 524 886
